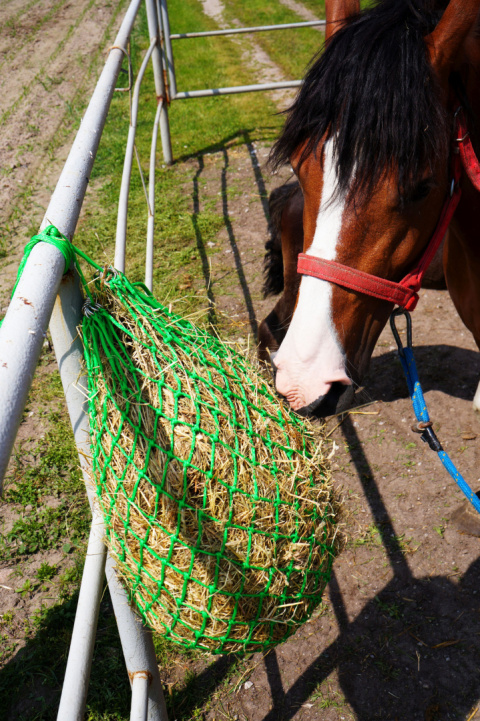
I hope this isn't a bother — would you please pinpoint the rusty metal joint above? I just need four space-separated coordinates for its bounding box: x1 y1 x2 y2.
162 68 171 104
128 669 153 685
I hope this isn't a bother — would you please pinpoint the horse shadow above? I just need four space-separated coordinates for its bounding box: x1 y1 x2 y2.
361 345 480 404
260 561 480 721
259 414 480 721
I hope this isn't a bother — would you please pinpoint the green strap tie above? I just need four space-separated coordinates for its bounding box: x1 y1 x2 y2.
12 225 76 298
10 225 107 306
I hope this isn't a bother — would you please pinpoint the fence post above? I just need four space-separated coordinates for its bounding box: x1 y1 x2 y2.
146 0 173 165
158 0 177 99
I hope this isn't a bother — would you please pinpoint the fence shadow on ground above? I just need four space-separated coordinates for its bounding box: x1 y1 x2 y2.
261 561 480 721
189 128 274 341
0 588 131 720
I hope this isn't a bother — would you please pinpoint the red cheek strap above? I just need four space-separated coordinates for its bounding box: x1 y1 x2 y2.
297 131 464 310
297 254 421 310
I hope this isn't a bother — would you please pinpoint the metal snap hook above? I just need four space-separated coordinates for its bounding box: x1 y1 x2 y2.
390 308 413 356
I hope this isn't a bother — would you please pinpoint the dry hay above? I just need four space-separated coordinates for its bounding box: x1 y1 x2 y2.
82 276 341 654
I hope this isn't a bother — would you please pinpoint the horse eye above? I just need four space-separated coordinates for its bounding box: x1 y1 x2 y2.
403 179 434 205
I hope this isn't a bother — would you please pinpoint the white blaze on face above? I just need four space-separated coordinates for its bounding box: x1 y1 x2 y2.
274 138 351 411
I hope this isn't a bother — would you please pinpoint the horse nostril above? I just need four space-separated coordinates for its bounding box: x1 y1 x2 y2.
297 382 355 419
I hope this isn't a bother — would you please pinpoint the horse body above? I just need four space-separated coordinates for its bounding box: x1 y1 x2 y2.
259 0 480 417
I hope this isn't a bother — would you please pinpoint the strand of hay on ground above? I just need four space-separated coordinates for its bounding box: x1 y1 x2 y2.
81 273 341 654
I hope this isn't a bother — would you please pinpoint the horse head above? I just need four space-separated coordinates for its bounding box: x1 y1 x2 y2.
263 0 480 417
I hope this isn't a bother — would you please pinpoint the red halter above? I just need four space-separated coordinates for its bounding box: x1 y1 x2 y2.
297 108 477 311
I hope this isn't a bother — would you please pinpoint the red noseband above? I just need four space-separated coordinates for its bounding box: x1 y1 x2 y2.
297 107 478 311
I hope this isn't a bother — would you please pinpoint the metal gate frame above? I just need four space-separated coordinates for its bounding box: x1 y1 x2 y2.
0 0 170 718
154 0 326 164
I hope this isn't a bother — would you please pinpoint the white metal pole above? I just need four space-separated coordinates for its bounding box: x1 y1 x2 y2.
170 19 326 38
174 80 302 98
146 0 173 165
0 0 145 493
0 243 66 490
115 38 157 273
130 674 150 721
146 99 164 290
106 554 169 721
56 509 108 721
42 0 143 241
158 0 177 98
25 1 169 717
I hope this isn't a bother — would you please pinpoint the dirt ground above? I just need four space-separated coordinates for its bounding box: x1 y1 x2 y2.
2 1 480 721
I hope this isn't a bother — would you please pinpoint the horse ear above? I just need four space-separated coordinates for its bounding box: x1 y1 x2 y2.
325 0 360 42
426 0 480 81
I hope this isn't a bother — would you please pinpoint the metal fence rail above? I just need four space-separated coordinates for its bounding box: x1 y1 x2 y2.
154 0 325 165
0 0 169 718
170 19 326 39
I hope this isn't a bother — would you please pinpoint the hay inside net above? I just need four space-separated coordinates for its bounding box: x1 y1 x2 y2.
81 270 340 654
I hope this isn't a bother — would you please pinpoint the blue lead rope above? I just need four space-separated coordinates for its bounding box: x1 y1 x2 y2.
390 308 480 515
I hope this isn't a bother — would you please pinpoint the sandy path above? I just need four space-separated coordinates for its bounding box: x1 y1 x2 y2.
200 0 298 109
278 0 325 25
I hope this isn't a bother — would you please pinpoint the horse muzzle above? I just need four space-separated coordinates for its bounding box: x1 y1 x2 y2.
270 352 355 418
295 381 356 418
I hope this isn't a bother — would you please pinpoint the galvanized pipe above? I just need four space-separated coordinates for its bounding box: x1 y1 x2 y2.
115 38 157 273
22 1 169 718
0 243 66 491
43 0 144 492
146 0 173 165
158 0 177 98
146 0 166 100
106 554 169 721
173 79 302 99
145 99 164 290
171 19 326 39
56 510 107 721
42 0 142 242
130 674 150 721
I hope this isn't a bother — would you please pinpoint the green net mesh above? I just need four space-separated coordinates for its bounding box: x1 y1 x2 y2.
80 268 339 654
11 227 339 654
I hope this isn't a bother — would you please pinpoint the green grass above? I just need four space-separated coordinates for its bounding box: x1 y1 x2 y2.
222 0 325 79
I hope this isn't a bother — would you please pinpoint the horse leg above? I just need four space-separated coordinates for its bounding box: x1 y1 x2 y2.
258 182 304 362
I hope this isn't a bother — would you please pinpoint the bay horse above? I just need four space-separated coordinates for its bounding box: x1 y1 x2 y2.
259 0 480 422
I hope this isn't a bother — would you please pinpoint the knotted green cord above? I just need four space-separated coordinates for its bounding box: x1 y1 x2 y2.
12 224 105 301
12 225 74 297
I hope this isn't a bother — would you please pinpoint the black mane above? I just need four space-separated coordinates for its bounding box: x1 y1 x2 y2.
270 0 450 202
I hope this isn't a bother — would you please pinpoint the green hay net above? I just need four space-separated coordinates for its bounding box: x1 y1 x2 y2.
22 227 340 654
